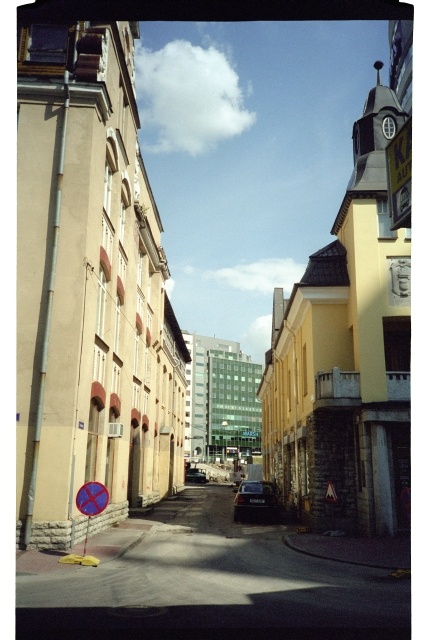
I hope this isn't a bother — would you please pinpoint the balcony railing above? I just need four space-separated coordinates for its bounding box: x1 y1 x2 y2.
315 368 410 403
386 372 410 401
315 368 360 400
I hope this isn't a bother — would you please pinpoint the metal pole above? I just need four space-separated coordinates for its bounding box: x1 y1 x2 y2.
83 517 90 557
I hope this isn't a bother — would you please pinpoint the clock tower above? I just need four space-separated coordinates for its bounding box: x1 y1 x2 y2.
348 61 408 194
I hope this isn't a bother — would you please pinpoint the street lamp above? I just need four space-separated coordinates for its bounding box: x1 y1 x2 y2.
221 421 228 462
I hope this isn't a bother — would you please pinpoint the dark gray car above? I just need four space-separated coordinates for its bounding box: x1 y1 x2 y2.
233 481 279 522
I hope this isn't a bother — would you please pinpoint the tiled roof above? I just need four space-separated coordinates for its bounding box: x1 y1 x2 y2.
299 240 350 287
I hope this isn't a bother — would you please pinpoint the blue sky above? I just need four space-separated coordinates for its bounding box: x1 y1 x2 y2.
133 19 404 364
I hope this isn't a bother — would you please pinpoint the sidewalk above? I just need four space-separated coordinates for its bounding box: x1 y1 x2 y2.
16 515 411 576
283 528 411 571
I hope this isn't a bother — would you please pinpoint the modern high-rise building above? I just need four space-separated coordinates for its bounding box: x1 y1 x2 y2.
182 331 194 460
185 334 263 464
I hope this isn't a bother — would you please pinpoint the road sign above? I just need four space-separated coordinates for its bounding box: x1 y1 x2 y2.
386 117 412 229
324 481 338 503
76 481 109 516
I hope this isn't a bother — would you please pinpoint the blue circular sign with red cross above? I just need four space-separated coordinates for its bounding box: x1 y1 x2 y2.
76 482 109 516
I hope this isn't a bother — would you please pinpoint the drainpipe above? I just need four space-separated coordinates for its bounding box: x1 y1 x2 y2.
67 21 83 550
24 68 71 547
284 320 300 519
272 349 283 498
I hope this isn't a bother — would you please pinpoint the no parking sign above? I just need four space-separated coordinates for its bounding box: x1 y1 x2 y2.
59 482 109 566
76 481 109 516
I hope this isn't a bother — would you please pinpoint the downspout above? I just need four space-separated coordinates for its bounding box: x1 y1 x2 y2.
284 320 300 519
24 68 71 547
273 350 284 508
67 21 82 550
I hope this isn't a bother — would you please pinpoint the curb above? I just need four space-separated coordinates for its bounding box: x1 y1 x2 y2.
283 534 410 571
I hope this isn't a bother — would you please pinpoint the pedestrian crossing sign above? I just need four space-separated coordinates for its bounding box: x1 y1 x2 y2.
324 481 338 503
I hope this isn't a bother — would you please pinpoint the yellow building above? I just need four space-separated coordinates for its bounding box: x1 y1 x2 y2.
17 19 190 549
258 64 411 537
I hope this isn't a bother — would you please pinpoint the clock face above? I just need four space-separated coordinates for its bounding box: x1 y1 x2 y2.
382 116 396 139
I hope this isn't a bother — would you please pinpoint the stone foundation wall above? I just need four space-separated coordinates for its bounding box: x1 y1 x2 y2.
136 490 161 508
305 411 358 534
16 501 128 550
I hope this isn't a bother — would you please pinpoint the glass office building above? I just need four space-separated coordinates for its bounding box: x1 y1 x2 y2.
187 334 263 463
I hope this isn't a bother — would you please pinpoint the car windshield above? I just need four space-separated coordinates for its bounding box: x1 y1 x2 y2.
240 482 274 494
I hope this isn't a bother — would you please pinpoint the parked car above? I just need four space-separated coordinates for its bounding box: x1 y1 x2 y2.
185 467 208 484
233 481 279 523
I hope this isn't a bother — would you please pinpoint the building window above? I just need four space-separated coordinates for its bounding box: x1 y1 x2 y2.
134 329 140 377
102 214 114 262
302 344 308 396
382 116 396 140
118 248 127 287
137 250 143 289
105 437 115 495
119 199 126 244
377 200 396 239
114 296 121 354
26 24 69 63
85 400 102 482
103 161 113 215
96 268 107 339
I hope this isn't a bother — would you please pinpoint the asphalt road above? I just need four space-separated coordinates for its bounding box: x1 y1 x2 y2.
16 484 411 639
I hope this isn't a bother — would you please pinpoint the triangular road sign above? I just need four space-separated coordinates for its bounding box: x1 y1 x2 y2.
324 481 338 503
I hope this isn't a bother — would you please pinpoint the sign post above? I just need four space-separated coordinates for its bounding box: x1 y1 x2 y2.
59 481 109 566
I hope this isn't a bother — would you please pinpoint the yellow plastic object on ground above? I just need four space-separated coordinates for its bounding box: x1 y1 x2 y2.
59 554 100 566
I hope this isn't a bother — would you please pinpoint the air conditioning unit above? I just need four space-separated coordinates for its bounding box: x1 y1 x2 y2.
108 422 124 437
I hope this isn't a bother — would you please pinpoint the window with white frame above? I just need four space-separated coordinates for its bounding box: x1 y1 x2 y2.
144 348 150 384
105 436 115 495
119 93 128 142
103 160 113 215
137 291 144 319
111 361 121 397
143 390 149 416
132 381 141 411
118 247 127 287
137 250 143 289
85 399 102 482
119 199 126 244
377 200 396 238
134 329 140 377
96 268 107 339
102 214 114 261
114 296 121 354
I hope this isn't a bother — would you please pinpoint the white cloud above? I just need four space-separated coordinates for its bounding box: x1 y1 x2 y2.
241 314 272 365
205 258 306 295
135 40 256 155
164 278 175 297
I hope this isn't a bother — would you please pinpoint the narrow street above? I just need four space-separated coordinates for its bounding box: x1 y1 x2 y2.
16 484 411 637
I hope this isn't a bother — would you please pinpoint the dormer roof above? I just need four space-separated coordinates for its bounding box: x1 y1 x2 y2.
299 240 350 287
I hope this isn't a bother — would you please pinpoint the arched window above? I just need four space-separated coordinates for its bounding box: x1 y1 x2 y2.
85 399 103 482
96 267 107 339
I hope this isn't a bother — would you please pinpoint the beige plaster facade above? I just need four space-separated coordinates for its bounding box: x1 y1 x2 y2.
17 20 190 549
258 75 411 537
